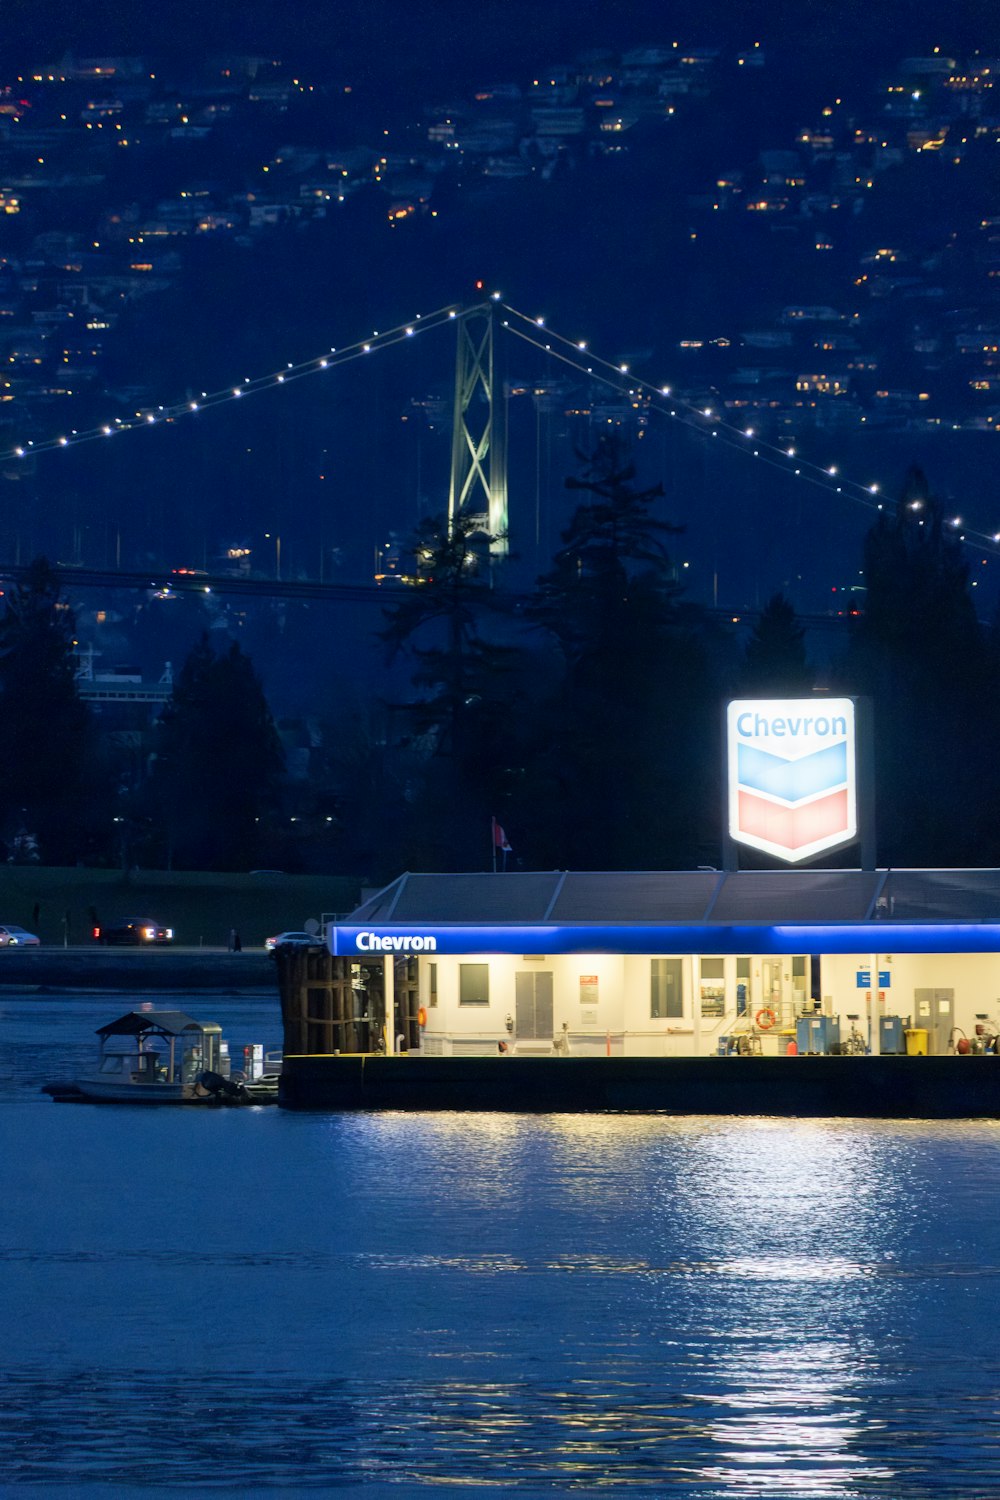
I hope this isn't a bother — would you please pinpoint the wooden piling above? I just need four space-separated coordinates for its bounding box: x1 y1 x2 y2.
276 948 422 1055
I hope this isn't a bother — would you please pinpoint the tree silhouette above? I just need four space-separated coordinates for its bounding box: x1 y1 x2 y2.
380 512 502 760
741 592 813 693
147 636 284 869
0 557 103 863
526 435 719 868
533 433 683 660
843 466 997 864
377 513 540 868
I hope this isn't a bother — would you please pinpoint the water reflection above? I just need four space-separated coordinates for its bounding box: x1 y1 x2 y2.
4 1000 1000 1496
696 1332 895 1496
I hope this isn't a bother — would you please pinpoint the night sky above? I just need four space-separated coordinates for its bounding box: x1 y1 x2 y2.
8 0 997 74
10 0 997 80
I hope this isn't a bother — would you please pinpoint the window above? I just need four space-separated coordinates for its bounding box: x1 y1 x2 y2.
700 957 726 1017
459 963 489 1006
651 958 683 1018
428 962 438 1008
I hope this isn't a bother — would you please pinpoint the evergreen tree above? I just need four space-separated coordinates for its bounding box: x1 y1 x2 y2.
328 709 413 882
526 435 718 868
379 513 537 869
534 434 683 655
741 592 813 693
380 512 501 760
0 557 103 863
842 466 997 864
147 636 284 869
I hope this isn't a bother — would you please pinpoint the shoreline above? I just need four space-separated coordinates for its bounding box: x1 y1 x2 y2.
0 948 278 990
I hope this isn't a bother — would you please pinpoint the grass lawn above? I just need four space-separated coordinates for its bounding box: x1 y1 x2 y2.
0 867 363 948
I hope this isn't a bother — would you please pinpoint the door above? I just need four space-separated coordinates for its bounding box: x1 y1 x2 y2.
761 959 784 1021
516 970 554 1041
914 988 953 1056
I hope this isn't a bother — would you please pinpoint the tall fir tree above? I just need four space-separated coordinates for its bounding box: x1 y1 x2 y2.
147 636 284 869
526 435 719 868
379 512 538 869
0 557 103 863
741 592 813 694
842 466 999 864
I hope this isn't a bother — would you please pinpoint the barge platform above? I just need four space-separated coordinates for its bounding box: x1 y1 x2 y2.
278 1052 1000 1118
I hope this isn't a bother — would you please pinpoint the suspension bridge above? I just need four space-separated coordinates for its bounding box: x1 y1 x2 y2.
3 291 994 614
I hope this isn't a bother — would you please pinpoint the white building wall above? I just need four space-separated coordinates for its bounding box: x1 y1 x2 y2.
419 951 629 1055
555 953 626 1054
420 950 802 1057
821 951 1000 1038
417 948 1000 1057
622 952 695 1056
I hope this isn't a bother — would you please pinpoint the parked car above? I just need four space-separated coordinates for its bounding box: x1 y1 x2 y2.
93 918 174 945
0 924 40 946
265 931 324 951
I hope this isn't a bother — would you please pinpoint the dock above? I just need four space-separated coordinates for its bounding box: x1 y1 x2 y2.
278 1051 1000 1118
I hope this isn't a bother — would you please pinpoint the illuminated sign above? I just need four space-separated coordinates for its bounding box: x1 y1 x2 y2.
355 931 438 952
727 698 857 863
331 923 997 958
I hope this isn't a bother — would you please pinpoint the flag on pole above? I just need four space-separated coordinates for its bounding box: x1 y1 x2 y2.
491 816 512 871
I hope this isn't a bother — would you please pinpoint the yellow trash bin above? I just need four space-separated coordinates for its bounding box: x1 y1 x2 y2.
904 1028 929 1056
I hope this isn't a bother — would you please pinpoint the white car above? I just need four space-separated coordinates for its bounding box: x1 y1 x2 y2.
0 924 40 946
265 930 324 951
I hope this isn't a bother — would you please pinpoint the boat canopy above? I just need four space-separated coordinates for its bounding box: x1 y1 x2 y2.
96 1010 207 1039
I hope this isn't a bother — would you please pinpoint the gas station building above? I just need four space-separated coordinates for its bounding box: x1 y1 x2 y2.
331 867 1000 1059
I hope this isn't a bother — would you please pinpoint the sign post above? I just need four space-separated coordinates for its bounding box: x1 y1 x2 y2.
384 955 395 1055
869 952 881 1055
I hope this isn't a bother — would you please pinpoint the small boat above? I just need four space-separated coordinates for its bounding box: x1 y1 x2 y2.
238 1057 284 1103
197 1052 283 1105
43 1008 277 1106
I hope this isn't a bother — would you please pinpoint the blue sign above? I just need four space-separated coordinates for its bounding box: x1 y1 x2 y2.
330 922 1000 959
879 971 891 987
856 970 871 987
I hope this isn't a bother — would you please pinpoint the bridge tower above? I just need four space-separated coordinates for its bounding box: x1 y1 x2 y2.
447 301 508 555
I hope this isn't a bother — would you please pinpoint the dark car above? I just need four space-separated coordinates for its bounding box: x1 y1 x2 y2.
93 918 174 945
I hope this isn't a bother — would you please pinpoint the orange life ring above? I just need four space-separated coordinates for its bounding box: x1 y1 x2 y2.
755 1007 777 1031
417 1006 427 1028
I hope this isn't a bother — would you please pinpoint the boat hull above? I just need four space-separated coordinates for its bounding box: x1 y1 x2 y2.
75 1077 188 1104
279 1053 1000 1118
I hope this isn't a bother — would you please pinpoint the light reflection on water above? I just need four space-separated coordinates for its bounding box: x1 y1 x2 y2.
2 994 1000 1496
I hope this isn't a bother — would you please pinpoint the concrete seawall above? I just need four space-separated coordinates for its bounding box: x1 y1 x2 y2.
0 947 276 990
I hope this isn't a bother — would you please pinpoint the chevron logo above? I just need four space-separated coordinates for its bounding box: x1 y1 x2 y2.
726 698 858 863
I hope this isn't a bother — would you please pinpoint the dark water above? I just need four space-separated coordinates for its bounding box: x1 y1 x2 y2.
2 993 1000 1498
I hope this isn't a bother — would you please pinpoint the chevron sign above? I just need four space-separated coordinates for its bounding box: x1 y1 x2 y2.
727 698 858 863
